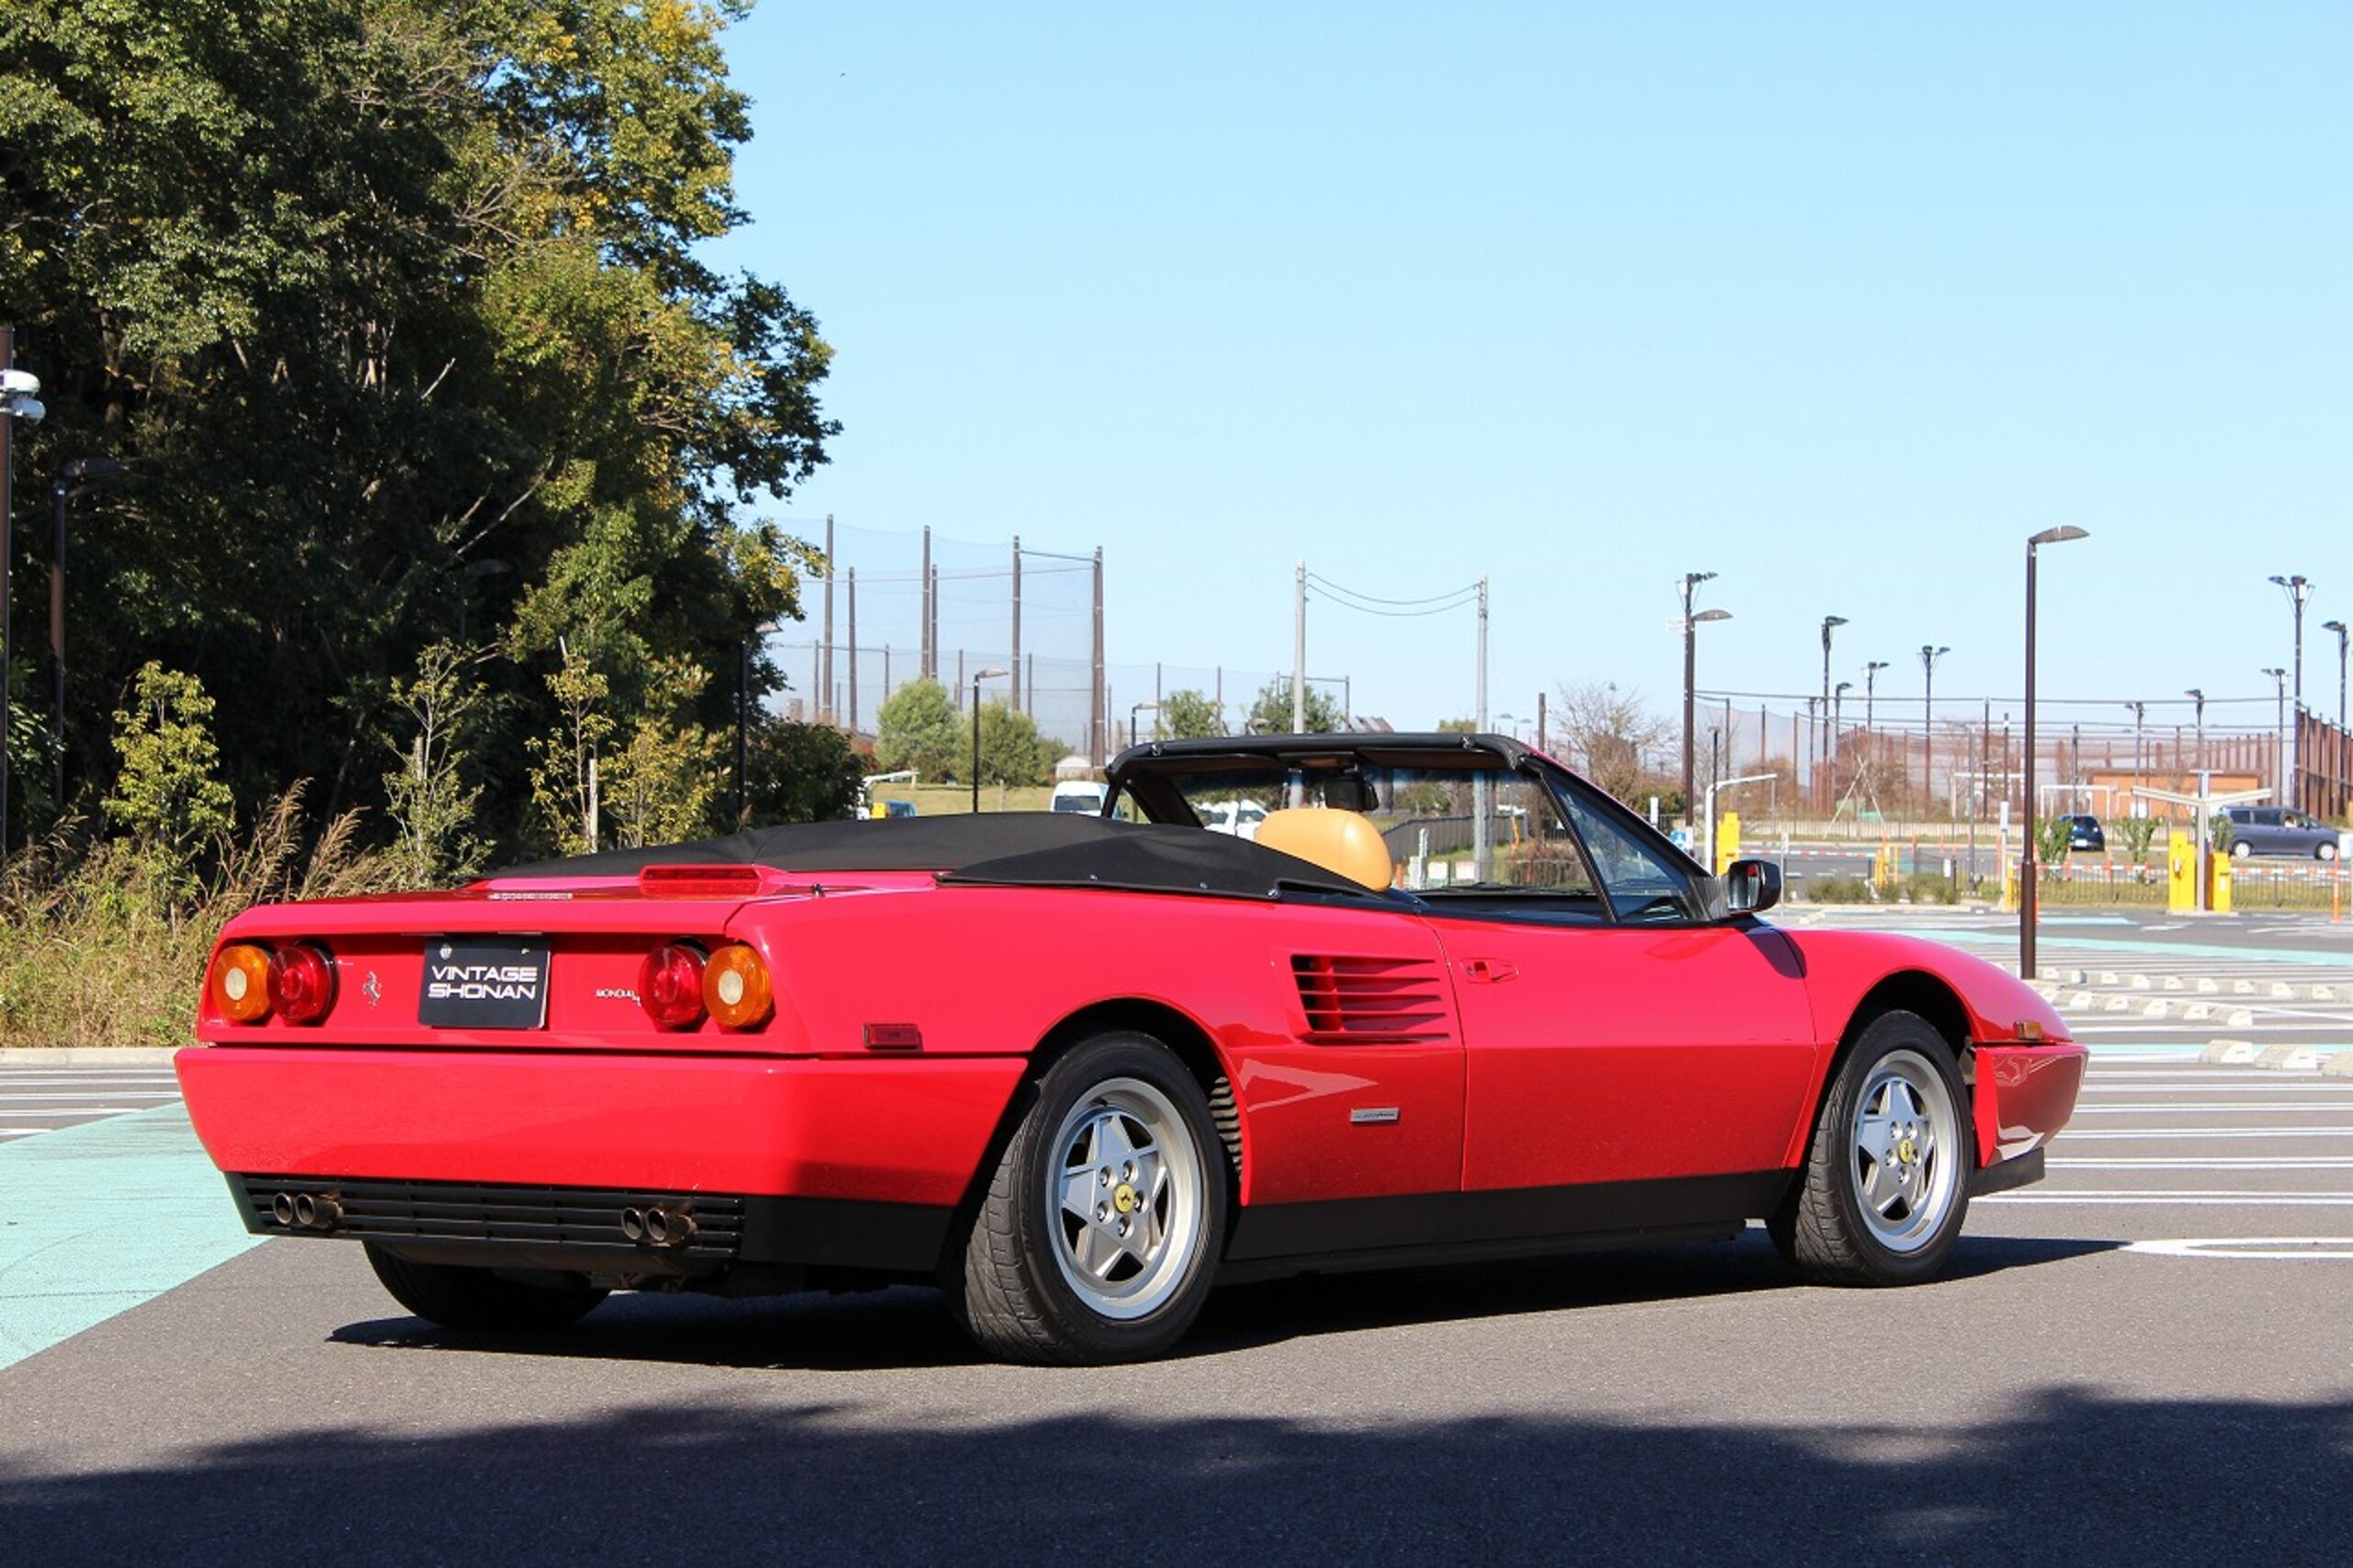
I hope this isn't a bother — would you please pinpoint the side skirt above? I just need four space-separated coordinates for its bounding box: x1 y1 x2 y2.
1219 1170 1790 1283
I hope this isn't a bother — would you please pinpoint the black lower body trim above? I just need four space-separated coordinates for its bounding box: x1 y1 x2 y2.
1221 1170 1790 1278
1968 1146 2046 1197
229 1174 951 1278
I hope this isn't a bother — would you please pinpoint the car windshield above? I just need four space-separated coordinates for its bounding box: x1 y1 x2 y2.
1112 754 1703 923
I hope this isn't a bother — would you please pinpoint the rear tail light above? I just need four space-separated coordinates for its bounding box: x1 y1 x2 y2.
210 944 275 1024
638 942 708 1029
207 941 335 1026
268 944 337 1025
703 943 774 1029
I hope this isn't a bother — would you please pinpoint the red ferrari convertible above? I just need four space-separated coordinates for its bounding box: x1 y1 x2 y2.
177 733 2083 1364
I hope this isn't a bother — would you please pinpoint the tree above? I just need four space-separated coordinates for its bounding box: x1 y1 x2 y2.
874 679 963 780
525 647 614 856
1245 677 1343 736
746 717 862 825
1160 689 1227 740
977 703 1053 787
103 663 235 907
0 0 834 857
1551 681 1674 807
382 642 490 884
601 656 724 849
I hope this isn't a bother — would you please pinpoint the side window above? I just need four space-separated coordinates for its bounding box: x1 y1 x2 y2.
1560 793 1700 923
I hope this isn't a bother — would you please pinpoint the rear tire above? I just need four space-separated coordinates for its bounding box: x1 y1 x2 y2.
364 1243 608 1330
950 1033 1227 1365
1771 1010 1970 1286
2232 840 2252 859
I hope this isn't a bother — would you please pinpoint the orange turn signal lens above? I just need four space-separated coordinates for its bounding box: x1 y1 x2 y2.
210 943 275 1024
703 943 773 1029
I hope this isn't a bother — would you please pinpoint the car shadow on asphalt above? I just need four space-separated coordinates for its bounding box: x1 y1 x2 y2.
4 1379 2339 1562
324 1228 2123 1372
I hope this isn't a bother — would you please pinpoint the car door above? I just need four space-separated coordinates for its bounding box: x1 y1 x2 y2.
1440 785 1819 1195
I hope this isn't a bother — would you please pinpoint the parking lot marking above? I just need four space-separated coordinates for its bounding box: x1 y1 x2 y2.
1986 1192 2353 1205
0 1103 264 1372
2126 1236 2353 1258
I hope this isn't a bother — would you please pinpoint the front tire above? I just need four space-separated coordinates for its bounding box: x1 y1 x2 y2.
364 1243 608 1330
950 1033 1227 1364
1771 1011 1970 1286
2319 842 2337 862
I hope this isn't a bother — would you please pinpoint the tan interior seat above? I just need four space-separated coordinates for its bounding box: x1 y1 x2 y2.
1256 807 1393 891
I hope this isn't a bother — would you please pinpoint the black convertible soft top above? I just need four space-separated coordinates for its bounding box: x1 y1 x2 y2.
491 812 1380 902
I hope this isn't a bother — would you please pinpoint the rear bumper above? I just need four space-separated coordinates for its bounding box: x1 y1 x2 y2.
175 1045 1027 1207
224 1173 952 1276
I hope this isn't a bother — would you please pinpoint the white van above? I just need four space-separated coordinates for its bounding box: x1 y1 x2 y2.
1048 780 1108 815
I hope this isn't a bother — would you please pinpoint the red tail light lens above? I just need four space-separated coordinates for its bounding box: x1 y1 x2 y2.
639 942 708 1029
210 944 275 1024
267 944 336 1025
703 943 774 1029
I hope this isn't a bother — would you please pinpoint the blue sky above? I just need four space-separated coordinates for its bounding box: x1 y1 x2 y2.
711 2 2349 740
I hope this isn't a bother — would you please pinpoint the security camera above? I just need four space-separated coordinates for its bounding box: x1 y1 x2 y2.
0 369 40 396
1 393 43 423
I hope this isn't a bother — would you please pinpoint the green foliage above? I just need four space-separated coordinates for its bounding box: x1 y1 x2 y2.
0 0 832 859
746 718 862 824
383 642 490 884
875 679 964 779
2206 812 2234 855
2035 814 2074 872
1245 677 1343 736
977 703 1053 787
525 648 614 855
2112 813 2162 861
1159 689 1225 740
103 663 235 907
602 656 723 848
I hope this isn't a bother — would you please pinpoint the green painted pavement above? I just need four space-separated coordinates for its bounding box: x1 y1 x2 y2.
0 1103 264 1372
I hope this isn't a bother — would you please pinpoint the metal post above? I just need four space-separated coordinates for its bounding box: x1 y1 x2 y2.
1291 560 1306 733
1920 645 1948 818
919 527 932 680
1678 572 1716 825
821 515 834 722
2271 574 2310 809
1010 536 1022 714
847 568 858 736
1819 615 1847 811
1090 548 1105 765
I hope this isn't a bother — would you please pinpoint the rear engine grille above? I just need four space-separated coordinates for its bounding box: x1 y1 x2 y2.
1290 955 1451 1042
233 1175 745 1263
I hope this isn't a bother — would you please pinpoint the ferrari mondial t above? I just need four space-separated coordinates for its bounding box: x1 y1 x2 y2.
177 733 2083 1364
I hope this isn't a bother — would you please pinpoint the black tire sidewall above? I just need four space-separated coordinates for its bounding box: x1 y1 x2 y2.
999 1033 1228 1361
1817 1012 1972 1283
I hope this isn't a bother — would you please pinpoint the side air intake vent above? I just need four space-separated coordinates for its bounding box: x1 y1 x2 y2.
1290 955 1450 1042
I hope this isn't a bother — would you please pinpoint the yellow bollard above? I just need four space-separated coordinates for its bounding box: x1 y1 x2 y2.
1715 811 1743 876
2166 831 2195 914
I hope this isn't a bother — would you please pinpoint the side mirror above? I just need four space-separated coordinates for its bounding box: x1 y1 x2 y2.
1723 858 1781 915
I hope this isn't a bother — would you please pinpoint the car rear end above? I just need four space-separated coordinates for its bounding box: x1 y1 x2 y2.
175 865 1023 1290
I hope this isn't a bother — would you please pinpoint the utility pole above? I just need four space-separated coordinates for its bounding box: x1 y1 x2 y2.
2270 574 2311 810
1920 644 1949 817
1678 571 1717 827
1292 560 1307 733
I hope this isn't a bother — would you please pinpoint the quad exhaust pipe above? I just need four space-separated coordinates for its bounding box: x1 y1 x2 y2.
270 1190 344 1231
620 1203 698 1247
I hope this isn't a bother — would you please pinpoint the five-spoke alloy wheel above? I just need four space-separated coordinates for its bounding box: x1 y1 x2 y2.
953 1032 1227 1364
1772 1010 1971 1285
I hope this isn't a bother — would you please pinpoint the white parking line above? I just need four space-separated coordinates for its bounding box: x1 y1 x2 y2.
2054 1157 2353 1169
1985 1192 2353 1205
2060 1128 2353 1140
0 1092 184 1101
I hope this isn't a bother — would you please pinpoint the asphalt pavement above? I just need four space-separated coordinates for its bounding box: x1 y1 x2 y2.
4 913 2350 1563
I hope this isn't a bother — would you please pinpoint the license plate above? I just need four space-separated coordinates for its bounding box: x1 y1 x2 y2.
417 937 551 1029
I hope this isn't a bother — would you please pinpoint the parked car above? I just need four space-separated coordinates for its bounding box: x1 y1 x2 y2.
1048 779 1108 814
2220 805 2341 860
2061 813 2105 852
176 732 2083 1365
1197 797 1268 839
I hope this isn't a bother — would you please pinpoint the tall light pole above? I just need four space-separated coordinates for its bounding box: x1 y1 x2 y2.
1677 571 1719 828
1129 699 1160 748
1919 644 1949 815
2269 574 2311 808
2184 687 2205 775
2022 526 2088 979
1819 615 1847 810
2262 666 2288 803
2122 700 2146 812
2323 619 2348 732
971 666 1008 812
1 332 49 867
1831 680 1852 800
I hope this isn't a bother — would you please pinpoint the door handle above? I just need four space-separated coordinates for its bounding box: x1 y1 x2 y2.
1462 959 1519 983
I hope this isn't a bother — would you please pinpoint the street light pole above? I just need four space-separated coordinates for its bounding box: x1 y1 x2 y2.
1919 644 1949 816
1130 699 1159 748
1819 615 1847 811
1677 571 1717 830
1831 680 1851 802
2262 666 2288 803
971 666 1008 812
2022 526 2088 980
2184 687 2205 775
2323 619 2348 732
2269 574 2311 808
